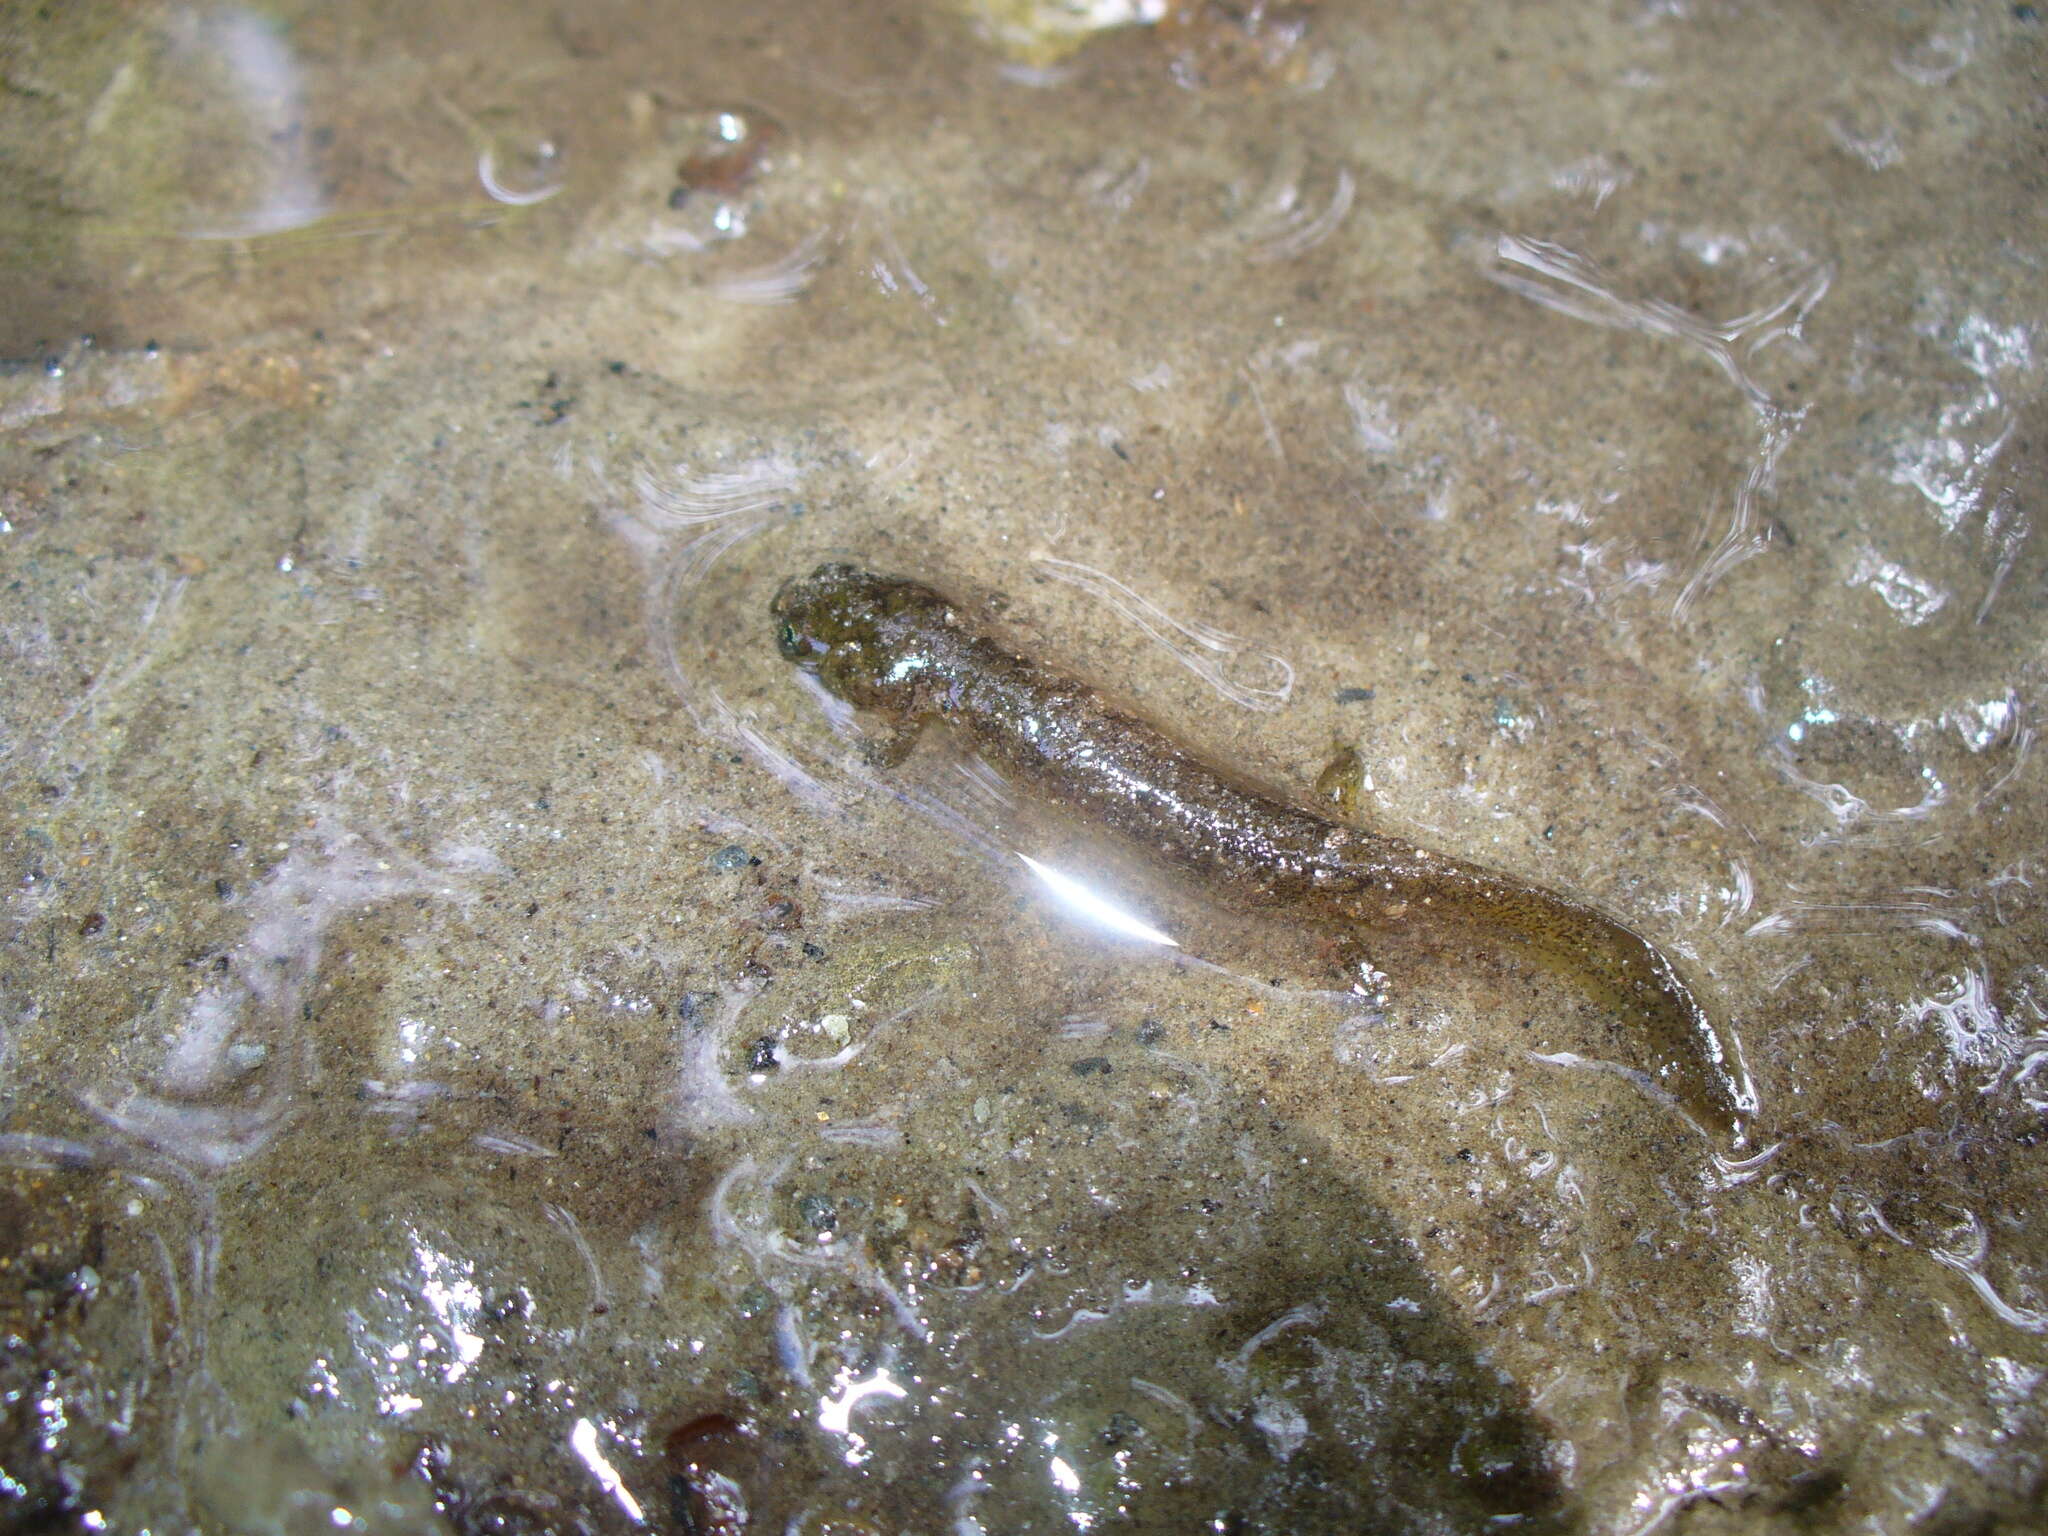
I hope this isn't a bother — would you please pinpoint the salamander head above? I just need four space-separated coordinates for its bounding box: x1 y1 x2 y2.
771 562 953 711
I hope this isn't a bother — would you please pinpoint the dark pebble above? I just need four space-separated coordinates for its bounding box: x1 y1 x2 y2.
796 1193 837 1231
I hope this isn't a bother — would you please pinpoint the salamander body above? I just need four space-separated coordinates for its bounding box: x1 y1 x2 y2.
772 562 1750 1134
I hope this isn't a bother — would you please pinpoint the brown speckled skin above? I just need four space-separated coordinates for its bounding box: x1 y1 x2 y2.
774 563 1750 1135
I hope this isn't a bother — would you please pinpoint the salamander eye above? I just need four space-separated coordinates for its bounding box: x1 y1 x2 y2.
778 622 826 661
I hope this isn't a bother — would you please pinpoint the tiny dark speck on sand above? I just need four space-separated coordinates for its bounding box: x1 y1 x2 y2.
1071 1056 1112 1077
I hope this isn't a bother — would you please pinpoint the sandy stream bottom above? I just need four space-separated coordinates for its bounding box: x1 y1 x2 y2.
2 1 2046 1531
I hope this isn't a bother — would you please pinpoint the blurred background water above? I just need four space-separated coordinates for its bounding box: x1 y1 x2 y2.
2 2 2045 1531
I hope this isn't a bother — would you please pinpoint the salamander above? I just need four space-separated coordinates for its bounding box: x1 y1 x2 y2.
772 562 1752 1135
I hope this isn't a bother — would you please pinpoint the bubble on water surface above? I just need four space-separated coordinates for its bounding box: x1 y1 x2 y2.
1893 26 1976 86
477 129 566 206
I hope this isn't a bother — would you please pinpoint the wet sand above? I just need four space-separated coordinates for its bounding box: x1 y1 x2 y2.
3 2 2045 1530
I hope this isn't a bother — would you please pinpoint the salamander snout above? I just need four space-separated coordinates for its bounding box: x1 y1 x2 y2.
770 567 854 662
771 563 894 678
770 580 814 661
770 564 954 712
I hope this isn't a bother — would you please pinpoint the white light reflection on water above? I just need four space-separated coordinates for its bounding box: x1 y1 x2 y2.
818 1367 910 1467
410 1238 486 1385
1017 853 1179 948
1846 548 1948 626
817 1366 909 1434
569 1417 646 1524
356 1229 494 1417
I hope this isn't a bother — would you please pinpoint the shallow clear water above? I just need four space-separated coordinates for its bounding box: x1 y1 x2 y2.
3 1 2046 1531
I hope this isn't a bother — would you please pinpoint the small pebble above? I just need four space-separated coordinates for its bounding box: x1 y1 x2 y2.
797 1193 837 1231
708 844 753 871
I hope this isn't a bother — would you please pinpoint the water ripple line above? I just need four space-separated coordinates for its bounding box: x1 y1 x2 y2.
79 817 480 1173
709 685 843 817
621 473 851 818
1743 898 1972 944
1032 554 1294 712
1489 237 1831 621
634 454 801 529
1488 235 1831 417
1226 141 1355 264
1763 744 1951 843
711 226 836 305
1672 414 1801 623
1866 1204 2048 1334
668 978 763 1134
708 1154 929 1341
640 513 774 732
